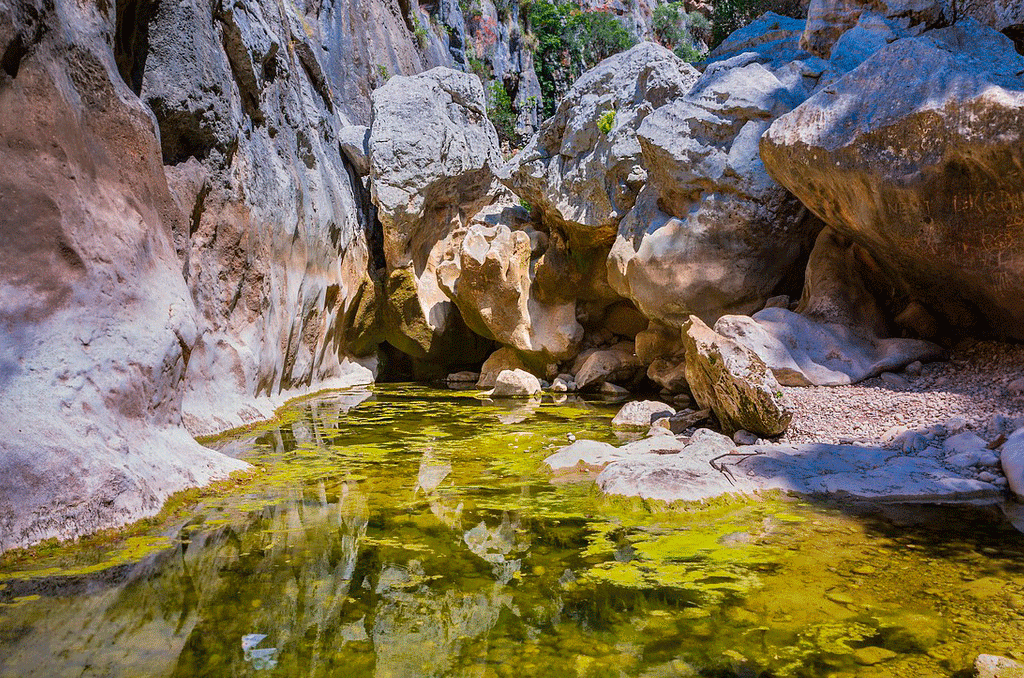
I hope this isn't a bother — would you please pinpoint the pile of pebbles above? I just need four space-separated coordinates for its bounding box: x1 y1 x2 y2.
780 340 1024 448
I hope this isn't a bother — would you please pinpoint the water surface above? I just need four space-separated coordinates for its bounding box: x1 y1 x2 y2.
2 385 1023 677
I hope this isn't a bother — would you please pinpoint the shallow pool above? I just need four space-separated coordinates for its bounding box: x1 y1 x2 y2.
1 385 1023 677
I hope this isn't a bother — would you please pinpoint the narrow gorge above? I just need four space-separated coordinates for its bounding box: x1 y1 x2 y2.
3 0 1024 675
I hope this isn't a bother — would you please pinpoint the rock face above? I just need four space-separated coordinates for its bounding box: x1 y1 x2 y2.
0 0 248 551
682 316 793 437
437 203 582 364
762 21 1024 340
0 0 541 551
370 67 503 366
608 16 825 327
801 0 1024 59
500 42 699 251
141 0 382 434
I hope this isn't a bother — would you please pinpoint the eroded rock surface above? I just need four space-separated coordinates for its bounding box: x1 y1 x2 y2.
716 309 944 386
437 203 582 363
683 316 793 437
763 21 1024 340
369 67 502 366
500 42 699 251
608 16 825 327
0 0 248 551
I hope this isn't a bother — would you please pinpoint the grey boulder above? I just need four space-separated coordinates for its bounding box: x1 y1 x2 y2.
682 316 793 437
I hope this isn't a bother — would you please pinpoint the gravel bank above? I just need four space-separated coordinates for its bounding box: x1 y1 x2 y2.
780 340 1024 446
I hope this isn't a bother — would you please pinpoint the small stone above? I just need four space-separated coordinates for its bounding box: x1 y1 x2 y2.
551 378 569 393
733 429 759 445
763 294 790 309
491 369 542 398
853 646 897 666
880 372 910 390
599 382 630 396
1009 377 1024 395
905 360 923 377
893 430 928 454
446 371 480 383
979 471 997 483
975 654 1024 678
943 416 968 435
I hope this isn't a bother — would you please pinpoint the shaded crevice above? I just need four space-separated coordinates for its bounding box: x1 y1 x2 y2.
1003 25 1024 56
1 36 28 79
188 182 211 237
216 7 264 124
293 40 334 113
114 0 159 95
340 148 386 273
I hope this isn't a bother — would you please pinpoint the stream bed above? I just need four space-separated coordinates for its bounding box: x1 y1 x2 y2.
2 385 1023 677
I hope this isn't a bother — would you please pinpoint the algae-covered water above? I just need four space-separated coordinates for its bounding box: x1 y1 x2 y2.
2 385 1024 677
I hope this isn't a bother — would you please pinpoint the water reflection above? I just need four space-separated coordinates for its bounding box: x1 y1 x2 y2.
2 386 1024 678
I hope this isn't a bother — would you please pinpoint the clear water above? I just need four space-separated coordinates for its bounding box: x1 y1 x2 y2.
2 385 1024 677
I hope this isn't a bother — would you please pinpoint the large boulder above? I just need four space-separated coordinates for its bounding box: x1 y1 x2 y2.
1001 427 1024 497
437 203 583 363
611 400 677 429
369 67 502 363
762 22 1024 340
500 42 699 251
573 343 645 390
715 309 944 386
608 15 826 327
682 316 793 437
491 369 543 398
801 0 1024 59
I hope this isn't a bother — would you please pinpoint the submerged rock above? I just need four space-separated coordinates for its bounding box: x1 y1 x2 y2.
682 316 792 437
976 654 1024 678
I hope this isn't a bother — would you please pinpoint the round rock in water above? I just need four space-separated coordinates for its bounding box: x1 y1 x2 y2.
611 400 677 429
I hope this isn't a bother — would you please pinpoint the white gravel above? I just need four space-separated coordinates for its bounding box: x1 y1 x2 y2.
779 340 1024 446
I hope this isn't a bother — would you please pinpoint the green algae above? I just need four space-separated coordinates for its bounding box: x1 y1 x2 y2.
2 385 1024 678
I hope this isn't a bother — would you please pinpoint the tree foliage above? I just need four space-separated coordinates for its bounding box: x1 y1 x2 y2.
528 1 636 118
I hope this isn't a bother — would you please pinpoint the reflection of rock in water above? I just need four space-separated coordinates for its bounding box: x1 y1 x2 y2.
416 449 451 494
488 396 542 425
371 570 513 678
0 482 371 678
416 449 463 530
463 513 531 584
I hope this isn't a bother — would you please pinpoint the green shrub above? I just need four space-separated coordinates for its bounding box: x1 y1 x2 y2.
597 110 615 135
528 1 636 118
412 15 429 48
486 80 517 146
710 0 803 48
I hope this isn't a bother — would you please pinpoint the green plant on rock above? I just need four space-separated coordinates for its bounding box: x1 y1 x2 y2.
597 109 615 135
412 15 429 48
486 79 518 146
